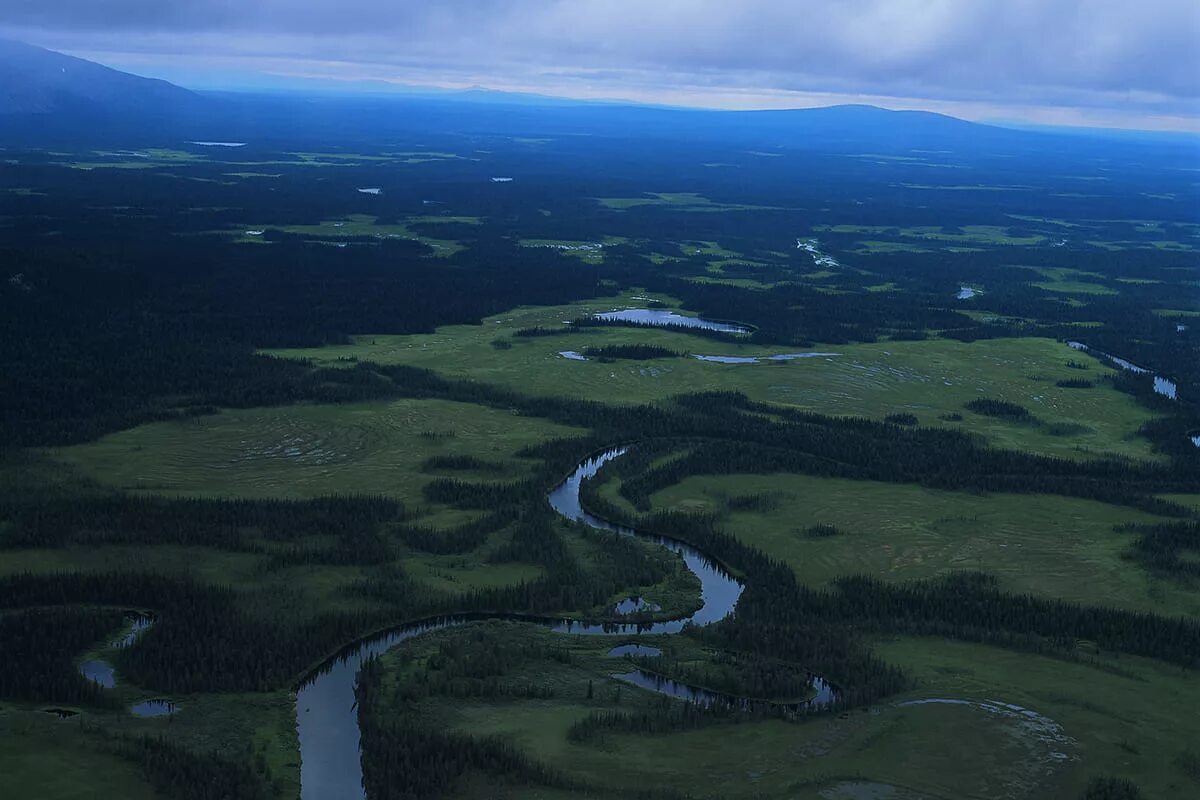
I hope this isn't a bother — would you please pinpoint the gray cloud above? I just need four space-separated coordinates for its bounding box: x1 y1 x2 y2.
3 1 1198 126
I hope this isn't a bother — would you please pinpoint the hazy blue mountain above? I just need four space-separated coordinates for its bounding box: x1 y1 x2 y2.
0 40 1191 166
0 39 200 116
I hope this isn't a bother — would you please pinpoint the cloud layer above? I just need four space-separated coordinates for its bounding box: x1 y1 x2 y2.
3 0 1198 129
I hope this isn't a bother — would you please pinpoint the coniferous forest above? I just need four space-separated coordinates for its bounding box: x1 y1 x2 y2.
1 48 1199 800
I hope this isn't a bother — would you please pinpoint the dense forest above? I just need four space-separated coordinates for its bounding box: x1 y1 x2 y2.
1 107 1197 800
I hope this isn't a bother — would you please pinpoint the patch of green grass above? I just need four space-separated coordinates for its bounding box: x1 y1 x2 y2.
643 472 1195 618
216 214 474 255
519 237 625 264
853 241 934 253
265 297 1162 463
679 240 741 258
873 637 1200 800
818 223 1045 249
371 622 1199 799
52 398 585 502
0 719 159 800
1036 281 1119 296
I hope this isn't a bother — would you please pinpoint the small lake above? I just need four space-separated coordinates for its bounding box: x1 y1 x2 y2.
594 308 751 334
558 351 588 361
357 188 381 195
956 286 978 300
79 660 116 689
1068 341 1179 400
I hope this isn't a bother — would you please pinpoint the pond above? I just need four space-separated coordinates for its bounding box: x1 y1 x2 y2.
558 350 588 361
1067 341 1179 401
594 308 751 334
956 286 978 300
131 700 179 717
79 660 116 689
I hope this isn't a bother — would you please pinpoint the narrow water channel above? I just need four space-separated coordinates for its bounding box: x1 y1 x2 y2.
294 447 823 799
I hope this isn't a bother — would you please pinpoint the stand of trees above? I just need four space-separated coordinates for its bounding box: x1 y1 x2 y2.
0 606 125 705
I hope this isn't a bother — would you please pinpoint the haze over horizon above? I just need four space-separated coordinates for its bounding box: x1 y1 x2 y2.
2 0 1198 133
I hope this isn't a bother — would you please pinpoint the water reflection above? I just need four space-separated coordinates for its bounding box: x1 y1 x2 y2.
1067 341 1179 400
131 700 178 717
79 660 116 689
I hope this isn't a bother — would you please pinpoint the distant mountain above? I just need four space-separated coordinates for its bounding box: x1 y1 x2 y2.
0 39 199 116
0 40 1186 163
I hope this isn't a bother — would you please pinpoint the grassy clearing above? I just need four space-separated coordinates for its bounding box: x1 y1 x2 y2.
873 637 1200 800
216 213 478 255
0 718 159 800
52 398 584 502
817 223 1046 248
640 472 1196 618
368 622 1200 799
519 236 626 264
265 293 1162 463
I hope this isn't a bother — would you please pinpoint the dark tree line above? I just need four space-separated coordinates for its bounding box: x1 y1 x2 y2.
0 606 125 705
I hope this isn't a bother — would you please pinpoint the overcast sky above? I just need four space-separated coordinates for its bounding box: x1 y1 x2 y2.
3 0 1198 131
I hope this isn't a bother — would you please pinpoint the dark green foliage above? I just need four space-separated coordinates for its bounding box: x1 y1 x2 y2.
582 344 683 360
0 572 395 693
802 523 841 538
1080 776 1142 799
567 701 723 744
113 736 273 800
963 397 1034 420
632 650 818 701
0 606 125 705
422 454 506 473
725 493 780 512
0 494 403 566
1056 378 1093 388
357 657 572 799
884 412 919 426
1124 520 1200 578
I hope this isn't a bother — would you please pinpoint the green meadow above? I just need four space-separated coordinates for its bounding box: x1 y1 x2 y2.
264 293 1163 462
361 621 1200 799
53 398 584 502
633 472 1199 618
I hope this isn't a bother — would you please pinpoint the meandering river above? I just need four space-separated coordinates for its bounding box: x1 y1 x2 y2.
293 446 827 799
